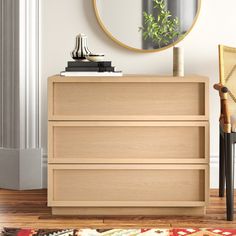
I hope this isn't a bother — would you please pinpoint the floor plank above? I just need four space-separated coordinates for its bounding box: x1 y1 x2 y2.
0 189 236 229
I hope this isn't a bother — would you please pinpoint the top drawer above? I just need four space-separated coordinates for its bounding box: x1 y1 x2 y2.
48 76 209 121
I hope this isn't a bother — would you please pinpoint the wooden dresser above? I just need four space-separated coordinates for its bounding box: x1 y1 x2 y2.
48 75 209 216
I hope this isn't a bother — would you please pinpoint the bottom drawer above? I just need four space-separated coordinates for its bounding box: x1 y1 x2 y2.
48 164 209 207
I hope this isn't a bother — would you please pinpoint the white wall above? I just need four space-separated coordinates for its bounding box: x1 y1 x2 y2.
41 0 236 187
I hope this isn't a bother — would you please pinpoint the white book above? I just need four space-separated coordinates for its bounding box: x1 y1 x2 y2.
60 71 123 77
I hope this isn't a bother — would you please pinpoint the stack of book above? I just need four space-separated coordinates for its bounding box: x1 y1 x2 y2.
60 61 123 76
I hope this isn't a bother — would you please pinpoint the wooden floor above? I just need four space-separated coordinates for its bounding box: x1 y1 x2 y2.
0 189 236 229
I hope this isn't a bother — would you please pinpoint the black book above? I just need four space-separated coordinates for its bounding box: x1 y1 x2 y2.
65 66 115 72
98 67 115 72
68 61 112 68
66 67 99 72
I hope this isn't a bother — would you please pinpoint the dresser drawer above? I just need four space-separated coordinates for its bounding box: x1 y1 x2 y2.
48 164 209 207
48 77 208 120
48 121 209 164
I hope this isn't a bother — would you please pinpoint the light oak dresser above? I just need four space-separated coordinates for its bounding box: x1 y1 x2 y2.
48 75 209 216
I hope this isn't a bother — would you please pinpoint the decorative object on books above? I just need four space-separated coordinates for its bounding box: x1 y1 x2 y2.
65 35 122 76
93 0 201 52
71 33 91 60
173 47 184 77
86 54 105 62
4 228 236 236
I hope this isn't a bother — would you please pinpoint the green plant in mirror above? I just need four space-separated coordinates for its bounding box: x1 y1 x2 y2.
139 0 181 48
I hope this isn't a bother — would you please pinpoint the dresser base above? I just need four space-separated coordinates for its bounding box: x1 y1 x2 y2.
51 207 205 216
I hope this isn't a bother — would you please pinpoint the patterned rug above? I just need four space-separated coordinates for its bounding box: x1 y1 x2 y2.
2 228 236 236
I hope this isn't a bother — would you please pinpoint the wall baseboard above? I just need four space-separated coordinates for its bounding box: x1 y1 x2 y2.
42 154 47 188
210 156 221 189
210 155 236 188
0 148 42 190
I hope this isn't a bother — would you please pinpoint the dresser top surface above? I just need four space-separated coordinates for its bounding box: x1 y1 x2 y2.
49 75 209 83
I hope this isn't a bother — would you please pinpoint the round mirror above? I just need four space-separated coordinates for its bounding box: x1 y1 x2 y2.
93 0 201 52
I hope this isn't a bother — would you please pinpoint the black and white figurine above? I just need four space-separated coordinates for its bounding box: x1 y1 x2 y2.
71 33 91 60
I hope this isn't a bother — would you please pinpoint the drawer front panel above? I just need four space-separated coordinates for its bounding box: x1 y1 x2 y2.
49 81 207 120
48 164 208 207
48 121 209 164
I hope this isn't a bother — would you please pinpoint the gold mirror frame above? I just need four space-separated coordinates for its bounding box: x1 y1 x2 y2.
93 0 202 53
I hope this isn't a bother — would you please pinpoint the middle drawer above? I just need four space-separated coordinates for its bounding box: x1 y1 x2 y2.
48 121 209 164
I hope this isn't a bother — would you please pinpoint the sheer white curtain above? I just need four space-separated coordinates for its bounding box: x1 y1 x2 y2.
0 0 42 190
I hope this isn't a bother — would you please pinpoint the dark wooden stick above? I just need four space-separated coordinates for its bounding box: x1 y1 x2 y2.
214 83 231 133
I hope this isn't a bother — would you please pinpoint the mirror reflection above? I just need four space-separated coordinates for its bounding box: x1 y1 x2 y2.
95 0 200 51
